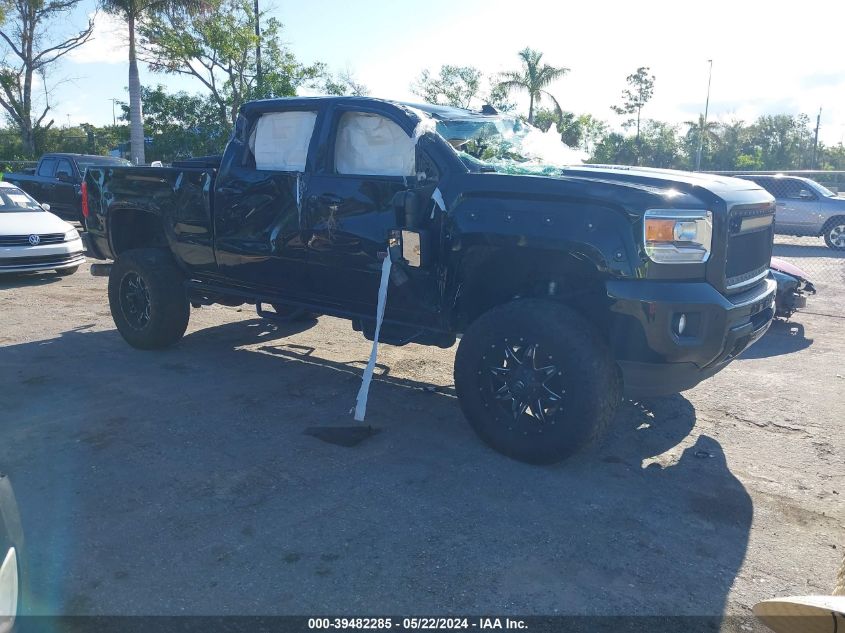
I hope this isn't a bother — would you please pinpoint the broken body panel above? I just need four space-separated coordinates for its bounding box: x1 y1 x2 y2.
84 96 776 397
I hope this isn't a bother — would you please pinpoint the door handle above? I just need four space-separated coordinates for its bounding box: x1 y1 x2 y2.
317 194 343 206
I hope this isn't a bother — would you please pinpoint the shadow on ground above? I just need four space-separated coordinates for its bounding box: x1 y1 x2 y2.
741 320 814 359
0 270 72 289
0 318 752 619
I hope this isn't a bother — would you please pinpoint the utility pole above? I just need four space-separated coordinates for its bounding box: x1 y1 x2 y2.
254 0 262 96
695 59 713 172
109 98 119 126
812 107 821 169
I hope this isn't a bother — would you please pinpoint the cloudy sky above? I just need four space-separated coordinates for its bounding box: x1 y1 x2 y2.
36 0 845 144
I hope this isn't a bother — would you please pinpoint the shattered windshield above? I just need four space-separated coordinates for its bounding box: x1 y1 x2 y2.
435 116 585 175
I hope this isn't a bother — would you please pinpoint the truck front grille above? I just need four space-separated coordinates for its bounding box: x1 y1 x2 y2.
725 206 774 291
0 233 66 246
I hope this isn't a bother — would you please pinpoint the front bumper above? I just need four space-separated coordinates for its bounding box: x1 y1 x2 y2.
0 238 86 273
606 277 776 397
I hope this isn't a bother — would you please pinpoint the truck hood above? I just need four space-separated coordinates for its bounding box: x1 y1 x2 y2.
0 211 73 235
558 165 765 197
454 164 772 216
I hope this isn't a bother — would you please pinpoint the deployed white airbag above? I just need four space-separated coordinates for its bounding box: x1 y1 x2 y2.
335 112 415 177
251 111 317 172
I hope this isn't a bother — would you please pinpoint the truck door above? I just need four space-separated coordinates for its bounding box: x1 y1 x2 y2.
31 157 58 203
303 107 441 325
212 109 318 299
51 158 78 214
772 178 817 235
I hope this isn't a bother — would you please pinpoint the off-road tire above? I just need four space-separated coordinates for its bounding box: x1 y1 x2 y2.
822 216 845 250
54 266 78 276
454 299 620 464
108 248 190 350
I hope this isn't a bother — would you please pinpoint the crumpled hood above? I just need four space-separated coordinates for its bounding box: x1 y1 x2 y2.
0 211 73 236
770 256 810 280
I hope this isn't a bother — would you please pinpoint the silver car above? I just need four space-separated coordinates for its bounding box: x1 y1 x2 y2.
737 174 845 250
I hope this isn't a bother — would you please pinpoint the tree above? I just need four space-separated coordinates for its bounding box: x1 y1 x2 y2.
746 114 814 170
100 0 200 165
533 108 608 154
611 66 655 157
497 47 568 124
119 85 228 160
683 113 720 169
0 0 94 155
140 0 323 129
322 68 369 97
410 65 481 109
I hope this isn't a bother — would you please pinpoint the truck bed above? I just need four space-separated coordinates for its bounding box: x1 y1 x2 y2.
84 165 216 262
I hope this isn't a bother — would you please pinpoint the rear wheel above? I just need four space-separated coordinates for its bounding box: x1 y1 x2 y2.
108 248 190 349
454 299 620 464
54 266 78 276
823 217 845 250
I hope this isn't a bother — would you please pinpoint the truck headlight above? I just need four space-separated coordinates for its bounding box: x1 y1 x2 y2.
644 209 712 264
64 228 80 242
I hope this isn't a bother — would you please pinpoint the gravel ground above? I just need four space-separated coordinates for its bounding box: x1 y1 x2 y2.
0 238 843 630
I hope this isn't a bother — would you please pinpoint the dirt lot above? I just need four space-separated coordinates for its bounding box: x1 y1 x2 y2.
1 236 843 629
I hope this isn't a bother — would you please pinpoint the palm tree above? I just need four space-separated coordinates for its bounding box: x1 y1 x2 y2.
101 0 202 164
685 113 721 151
497 48 568 125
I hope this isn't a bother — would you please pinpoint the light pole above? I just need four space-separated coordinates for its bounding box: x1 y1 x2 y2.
254 0 262 96
109 98 119 126
695 59 713 172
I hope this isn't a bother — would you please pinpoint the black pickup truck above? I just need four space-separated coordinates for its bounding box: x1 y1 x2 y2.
83 96 777 464
4 153 130 223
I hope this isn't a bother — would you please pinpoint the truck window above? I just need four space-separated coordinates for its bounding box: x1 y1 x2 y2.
334 112 415 177
55 159 73 179
767 178 803 200
37 157 57 178
249 111 317 172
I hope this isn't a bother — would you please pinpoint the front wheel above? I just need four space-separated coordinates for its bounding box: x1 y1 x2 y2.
108 248 190 350
454 299 620 464
823 217 845 250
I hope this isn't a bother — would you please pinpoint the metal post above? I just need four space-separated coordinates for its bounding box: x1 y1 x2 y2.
695 59 713 172
254 0 262 96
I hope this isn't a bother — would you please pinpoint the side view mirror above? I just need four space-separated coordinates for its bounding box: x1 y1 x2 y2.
391 190 422 229
40 203 50 211
798 189 814 200
56 171 72 183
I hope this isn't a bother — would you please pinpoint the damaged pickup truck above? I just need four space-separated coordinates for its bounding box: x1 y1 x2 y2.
83 97 777 464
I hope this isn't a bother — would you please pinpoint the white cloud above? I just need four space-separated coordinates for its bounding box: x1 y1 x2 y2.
68 12 128 65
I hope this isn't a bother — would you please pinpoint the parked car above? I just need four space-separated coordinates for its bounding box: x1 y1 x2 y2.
82 97 776 464
0 182 84 275
736 174 845 250
3 153 131 225
770 257 815 319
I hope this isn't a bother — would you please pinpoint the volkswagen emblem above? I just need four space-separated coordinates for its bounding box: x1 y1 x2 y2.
28 234 40 245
